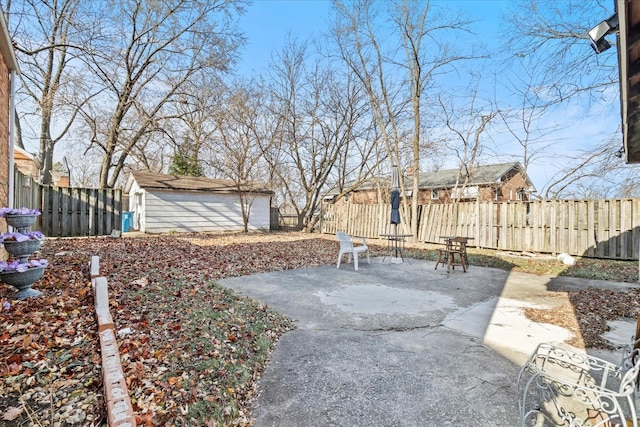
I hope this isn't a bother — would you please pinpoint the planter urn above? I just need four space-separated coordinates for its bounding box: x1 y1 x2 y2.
0 266 44 299
4 214 38 231
3 239 42 263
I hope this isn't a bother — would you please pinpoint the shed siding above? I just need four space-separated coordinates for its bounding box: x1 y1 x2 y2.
143 190 270 233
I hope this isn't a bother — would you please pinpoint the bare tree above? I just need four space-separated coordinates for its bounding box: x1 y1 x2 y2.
503 0 617 105
6 0 98 184
540 135 640 200
437 87 497 206
205 80 269 232
332 0 480 237
500 0 632 199
265 36 380 231
162 75 226 177
332 0 407 223
79 0 245 188
492 68 557 174
58 148 100 188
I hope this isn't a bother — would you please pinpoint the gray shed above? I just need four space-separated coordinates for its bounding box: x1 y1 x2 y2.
124 171 272 233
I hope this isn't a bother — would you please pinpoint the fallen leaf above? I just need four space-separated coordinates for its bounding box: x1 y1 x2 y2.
53 378 79 389
132 277 148 287
2 406 22 421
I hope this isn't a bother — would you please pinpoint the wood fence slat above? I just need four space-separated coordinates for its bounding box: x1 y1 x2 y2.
621 199 633 259
567 201 575 255
608 200 618 258
596 200 605 258
81 189 90 236
633 199 640 261
51 187 61 237
61 186 70 237
587 200 596 257
41 186 51 235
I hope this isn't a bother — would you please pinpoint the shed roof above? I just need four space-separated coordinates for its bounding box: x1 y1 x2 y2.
126 170 273 195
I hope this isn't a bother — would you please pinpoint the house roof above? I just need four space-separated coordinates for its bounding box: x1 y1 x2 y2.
125 170 273 195
342 162 535 194
0 12 18 73
418 162 535 191
14 146 35 161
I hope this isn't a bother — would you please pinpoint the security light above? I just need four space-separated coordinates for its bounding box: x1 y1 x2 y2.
588 13 619 54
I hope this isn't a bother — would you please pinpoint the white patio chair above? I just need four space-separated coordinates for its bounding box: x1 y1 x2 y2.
336 232 370 271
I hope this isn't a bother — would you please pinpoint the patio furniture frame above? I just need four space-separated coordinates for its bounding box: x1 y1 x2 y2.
435 236 468 273
517 341 640 427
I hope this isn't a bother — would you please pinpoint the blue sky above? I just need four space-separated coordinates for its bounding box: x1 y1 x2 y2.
237 0 512 75
238 0 334 75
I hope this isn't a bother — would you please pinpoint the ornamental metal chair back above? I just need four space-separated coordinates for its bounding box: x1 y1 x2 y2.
336 232 370 271
518 338 640 427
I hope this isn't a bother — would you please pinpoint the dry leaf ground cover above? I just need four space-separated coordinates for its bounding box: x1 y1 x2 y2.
1 231 639 426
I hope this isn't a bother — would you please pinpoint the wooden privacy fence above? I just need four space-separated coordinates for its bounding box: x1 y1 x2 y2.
13 170 122 237
320 199 640 261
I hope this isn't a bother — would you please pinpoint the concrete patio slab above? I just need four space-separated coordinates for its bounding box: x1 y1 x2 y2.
219 257 639 427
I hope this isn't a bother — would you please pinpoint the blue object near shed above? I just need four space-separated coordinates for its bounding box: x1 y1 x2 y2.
121 211 133 232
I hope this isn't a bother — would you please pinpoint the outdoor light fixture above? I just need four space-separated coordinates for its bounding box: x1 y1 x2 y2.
588 13 619 54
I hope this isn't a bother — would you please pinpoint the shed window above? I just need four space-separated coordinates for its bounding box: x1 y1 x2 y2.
431 190 438 199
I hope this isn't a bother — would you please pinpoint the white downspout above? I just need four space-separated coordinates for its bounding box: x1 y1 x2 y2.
8 69 15 209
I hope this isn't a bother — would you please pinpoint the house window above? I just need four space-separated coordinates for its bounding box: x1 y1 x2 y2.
431 190 438 199
494 187 499 201
451 186 479 199
515 189 525 201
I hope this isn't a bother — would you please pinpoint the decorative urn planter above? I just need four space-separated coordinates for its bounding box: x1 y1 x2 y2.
0 265 45 299
3 238 42 262
0 207 46 300
4 214 38 230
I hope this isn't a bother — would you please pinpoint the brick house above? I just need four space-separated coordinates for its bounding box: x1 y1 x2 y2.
415 162 535 204
14 146 39 179
0 12 20 235
343 162 535 205
13 148 70 187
